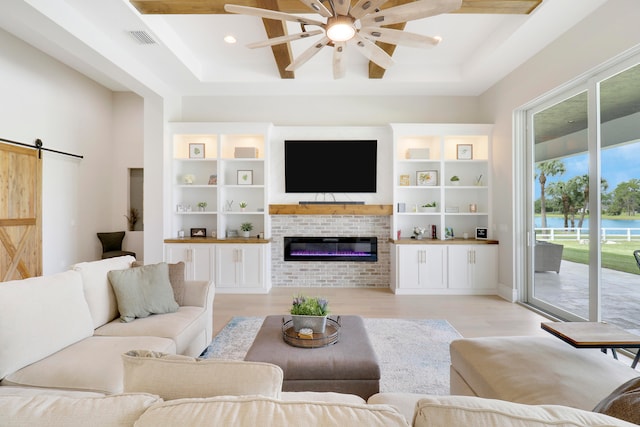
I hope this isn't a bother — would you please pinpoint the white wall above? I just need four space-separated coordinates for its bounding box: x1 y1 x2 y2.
479 0 640 300
0 28 143 273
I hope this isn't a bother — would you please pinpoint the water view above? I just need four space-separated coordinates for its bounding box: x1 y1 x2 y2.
535 217 640 235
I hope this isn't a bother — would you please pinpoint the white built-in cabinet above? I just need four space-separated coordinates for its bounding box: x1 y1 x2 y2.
164 244 214 282
164 123 272 294
390 124 498 295
391 242 498 295
392 244 447 290
215 244 270 292
390 123 493 241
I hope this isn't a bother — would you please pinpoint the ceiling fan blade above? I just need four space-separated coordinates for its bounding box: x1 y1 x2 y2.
333 41 347 79
360 26 440 48
360 0 462 27
332 0 351 16
224 4 325 27
285 36 331 71
349 0 388 20
353 33 394 69
297 0 333 17
247 30 323 48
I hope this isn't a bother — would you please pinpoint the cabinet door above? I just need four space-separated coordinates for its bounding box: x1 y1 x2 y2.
165 244 214 282
215 244 266 290
471 245 498 289
236 244 264 288
448 245 472 289
448 245 498 290
215 245 239 288
397 245 446 289
190 245 215 282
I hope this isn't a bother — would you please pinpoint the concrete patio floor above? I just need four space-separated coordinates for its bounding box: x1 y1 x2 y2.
534 260 640 335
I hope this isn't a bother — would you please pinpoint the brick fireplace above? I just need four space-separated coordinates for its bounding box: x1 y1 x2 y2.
270 209 391 288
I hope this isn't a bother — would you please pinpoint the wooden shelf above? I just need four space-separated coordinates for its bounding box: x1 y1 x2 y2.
269 204 393 216
164 237 271 244
392 238 499 245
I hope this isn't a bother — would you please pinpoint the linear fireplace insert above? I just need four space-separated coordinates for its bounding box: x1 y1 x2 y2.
284 237 377 262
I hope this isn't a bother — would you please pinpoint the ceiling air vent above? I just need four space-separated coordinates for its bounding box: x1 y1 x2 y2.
128 30 156 45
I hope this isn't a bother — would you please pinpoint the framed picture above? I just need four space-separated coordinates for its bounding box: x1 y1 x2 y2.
208 174 217 185
456 144 473 160
399 174 410 186
190 228 206 238
237 170 253 185
189 143 205 159
475 227 488 240
417 170 438 186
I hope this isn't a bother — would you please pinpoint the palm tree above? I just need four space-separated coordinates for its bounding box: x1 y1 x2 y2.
536 160 566 228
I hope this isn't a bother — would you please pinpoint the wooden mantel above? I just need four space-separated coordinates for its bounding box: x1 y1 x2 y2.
269 204 393 216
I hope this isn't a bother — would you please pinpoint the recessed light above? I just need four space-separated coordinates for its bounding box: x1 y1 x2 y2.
224 35 237 44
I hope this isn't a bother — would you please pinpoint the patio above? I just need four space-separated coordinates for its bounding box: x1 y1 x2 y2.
534 260 640 335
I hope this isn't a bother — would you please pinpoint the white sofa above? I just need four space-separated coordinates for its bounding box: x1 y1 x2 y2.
1 261 636 425
0 256 214 394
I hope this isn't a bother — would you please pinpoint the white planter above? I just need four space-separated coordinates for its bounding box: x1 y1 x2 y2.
419 207 437 213
241 231 250 238
291 315 327 333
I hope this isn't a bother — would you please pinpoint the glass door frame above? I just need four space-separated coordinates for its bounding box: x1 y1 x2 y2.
516 49 640 322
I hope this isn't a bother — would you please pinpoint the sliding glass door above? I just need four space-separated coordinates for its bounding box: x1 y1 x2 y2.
526 56 640 331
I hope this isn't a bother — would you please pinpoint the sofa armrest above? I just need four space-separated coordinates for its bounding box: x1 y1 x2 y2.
182 280 215 309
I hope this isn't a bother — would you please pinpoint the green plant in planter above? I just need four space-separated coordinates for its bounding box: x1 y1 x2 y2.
422 201 437 208
197 201 207 208
291 295 329 316
450 175 460 182
239 201 248 209
240 222 253 232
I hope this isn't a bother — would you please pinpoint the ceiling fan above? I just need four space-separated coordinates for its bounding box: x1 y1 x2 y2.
224 0 463 79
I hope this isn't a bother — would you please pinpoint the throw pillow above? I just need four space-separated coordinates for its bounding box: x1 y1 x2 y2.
132 261 186 306
107 263 179 322
122 350 284 400
593 376 640 424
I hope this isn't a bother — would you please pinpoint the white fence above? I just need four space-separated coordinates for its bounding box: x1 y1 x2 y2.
536 228 640 242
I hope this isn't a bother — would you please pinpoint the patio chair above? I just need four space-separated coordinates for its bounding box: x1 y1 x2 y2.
634 250 640 271
535 241 564 273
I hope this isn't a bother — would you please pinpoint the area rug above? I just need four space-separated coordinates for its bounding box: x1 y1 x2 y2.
200 317 462 395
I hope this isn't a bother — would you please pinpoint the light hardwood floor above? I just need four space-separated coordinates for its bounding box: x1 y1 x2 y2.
212 287 552 339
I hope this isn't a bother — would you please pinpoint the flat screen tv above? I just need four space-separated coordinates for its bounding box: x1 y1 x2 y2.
284 140 377 193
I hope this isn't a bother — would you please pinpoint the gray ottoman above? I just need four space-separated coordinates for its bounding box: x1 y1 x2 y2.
244 315 380 399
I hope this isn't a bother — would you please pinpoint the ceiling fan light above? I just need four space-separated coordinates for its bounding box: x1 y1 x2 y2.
326 16 356 42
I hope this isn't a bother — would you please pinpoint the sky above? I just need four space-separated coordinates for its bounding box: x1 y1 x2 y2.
535 141 640 198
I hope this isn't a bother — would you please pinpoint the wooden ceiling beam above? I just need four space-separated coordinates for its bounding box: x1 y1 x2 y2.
258 0 295 78
130 0 542 15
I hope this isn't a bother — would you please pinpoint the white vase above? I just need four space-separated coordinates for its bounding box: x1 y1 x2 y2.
241 231 250 238
291 315 327 333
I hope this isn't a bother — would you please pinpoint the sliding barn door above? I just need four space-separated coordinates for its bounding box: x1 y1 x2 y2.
0 142 42 280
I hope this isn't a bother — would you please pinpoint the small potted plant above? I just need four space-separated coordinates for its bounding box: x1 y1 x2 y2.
450 175 460 186
419 201 437 213
413 226 426 240
290 295 329 333
197 201 207 212
240 222 253 237
239 201 248 211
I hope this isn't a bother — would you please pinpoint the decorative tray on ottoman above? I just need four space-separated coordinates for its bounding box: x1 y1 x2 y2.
282 316 341 348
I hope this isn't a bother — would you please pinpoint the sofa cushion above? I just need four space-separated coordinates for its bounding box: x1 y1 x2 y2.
122 350 283 400
368 392 430 423
0 270 93 379
95 306 206 355
593 376 640 425
449 336 639 410
132 261 186 305
413 395 637 427
107 263 179 322
134 395 410 427
0 393 161 427
73 256 135 328
1 336 176 394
